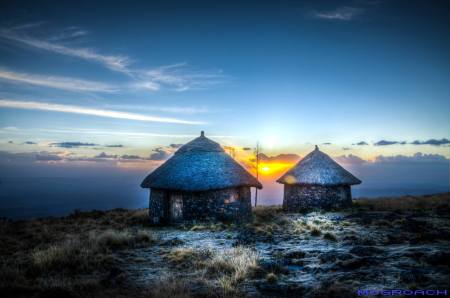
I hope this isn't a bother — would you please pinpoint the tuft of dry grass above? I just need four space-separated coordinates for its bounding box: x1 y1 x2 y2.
31 238 101 273
135 229 156 243
205 247 259 282
164 246 259 296
165 247 210 267
266 272 278 284
323 232 337 241
310 227 321 236
93 230 134 248
207 247 259 296
190 224 208 231
149 276 190 298
90 229 156 249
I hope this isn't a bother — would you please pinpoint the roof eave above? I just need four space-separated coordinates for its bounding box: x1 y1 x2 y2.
277 181 361 186
143 182 262 192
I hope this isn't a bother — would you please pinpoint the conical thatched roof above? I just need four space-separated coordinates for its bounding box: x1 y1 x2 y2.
277 146 361 186
141 131 262 191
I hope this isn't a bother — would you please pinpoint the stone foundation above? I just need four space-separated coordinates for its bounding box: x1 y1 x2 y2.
282 185 352 211
148 187 252 224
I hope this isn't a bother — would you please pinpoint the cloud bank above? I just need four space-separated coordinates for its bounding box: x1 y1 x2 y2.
373 139 450 146
411 138 450 146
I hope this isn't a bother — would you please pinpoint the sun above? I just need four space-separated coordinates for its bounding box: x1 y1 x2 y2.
261 165 271 173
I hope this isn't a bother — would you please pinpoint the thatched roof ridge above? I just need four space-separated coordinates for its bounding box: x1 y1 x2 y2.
277 146 361 186
141 131 262 191
175 131 223 154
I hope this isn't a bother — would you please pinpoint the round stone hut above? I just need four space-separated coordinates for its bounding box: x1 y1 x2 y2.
277 146 361 211
141 131 262 224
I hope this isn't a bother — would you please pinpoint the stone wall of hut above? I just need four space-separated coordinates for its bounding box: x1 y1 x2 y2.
148 189 167 224
148 186 252 224
282 184 352 211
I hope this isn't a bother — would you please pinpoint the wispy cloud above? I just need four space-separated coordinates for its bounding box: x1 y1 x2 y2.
137 63 226 92
0 26 226 91
312 7 364 21
47 26 89 42
0 69 118 92
1 126 19 131
0 27 132 73
105 103 210 114
132 81 160 91
0 99 205 125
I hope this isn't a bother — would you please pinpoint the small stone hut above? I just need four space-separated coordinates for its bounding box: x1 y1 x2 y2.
141 131 262 224
277 146 361 211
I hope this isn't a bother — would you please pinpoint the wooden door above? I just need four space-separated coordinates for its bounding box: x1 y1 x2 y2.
170 193 183 221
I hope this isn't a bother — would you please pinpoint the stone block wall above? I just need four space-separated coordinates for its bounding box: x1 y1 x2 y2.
148 188 166 224
148 186 252 224
283 184 352 211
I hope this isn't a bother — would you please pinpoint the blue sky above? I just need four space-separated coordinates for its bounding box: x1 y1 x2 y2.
0 0 449 194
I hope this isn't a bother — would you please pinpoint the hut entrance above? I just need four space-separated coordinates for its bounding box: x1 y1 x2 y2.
169 193 183 221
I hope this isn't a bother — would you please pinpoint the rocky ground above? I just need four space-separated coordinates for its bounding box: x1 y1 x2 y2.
0 193 449 297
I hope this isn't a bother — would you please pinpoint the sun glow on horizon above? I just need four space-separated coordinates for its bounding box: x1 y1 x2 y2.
261 165 270 173
257 161 293 176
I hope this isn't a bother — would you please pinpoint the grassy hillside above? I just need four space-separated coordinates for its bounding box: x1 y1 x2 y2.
0 193 449 297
